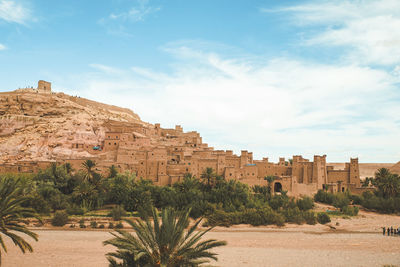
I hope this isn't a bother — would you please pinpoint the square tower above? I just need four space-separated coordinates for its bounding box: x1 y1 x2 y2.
37 80 51 93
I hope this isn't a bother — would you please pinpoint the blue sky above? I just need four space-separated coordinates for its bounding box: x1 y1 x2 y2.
1 0 399 163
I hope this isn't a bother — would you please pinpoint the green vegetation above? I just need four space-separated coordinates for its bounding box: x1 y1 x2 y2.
1 163 336 227
108 206 127 221
104 207 227 267
51 211 69 226
90 221 98 228
317 213 331 224
315 168 400 214
0 177 39 264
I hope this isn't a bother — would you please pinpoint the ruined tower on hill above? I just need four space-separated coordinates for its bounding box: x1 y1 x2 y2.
37 80 51 93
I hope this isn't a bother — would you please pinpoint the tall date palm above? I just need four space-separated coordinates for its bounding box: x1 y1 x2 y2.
0 177 38 265
104 207 226 267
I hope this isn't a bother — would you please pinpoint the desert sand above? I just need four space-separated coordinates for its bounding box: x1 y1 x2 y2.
3 208 400 267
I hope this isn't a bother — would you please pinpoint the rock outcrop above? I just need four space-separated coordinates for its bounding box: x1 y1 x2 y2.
0 89 142 163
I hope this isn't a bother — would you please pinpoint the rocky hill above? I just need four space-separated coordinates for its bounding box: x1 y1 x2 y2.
0 89 143 163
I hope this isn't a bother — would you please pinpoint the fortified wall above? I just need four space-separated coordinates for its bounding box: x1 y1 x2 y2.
55 122 365 196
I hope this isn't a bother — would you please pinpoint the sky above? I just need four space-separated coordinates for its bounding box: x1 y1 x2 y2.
0 0 399 163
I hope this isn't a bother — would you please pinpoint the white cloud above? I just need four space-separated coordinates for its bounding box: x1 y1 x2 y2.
60 44 400 162
89 64 124 75
262 0 400 66
0 0 31 24
103 0 160 23
0 43 6 50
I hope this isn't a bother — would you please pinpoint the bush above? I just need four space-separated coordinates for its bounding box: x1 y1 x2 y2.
205 208 285 227
108 206 127 221
333 194 350 211
108 222 114 229
79 219 86 228
317 213 331 224
350 194 362 205
296 196 314 211
66 205 85 215
283 207 304 224
51 211 69 226
303 211 317 225
205 209 233 227
90 221 98 228
342 205 359 216
99 224 105 229
115 222 124 229
314 190 335 204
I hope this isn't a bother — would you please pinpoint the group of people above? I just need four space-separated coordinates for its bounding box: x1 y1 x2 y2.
382 226 400 236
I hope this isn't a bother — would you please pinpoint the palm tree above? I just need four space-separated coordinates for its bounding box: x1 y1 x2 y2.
108 165 118 179
81 159 97 182
200 168 216 189
264 175 276 195
64 163 72 174
104 207 227 267
0 177 39 265
374 168 400 198
375 168 390 181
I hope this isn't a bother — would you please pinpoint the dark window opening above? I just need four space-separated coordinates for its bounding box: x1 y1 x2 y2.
274 182 282 193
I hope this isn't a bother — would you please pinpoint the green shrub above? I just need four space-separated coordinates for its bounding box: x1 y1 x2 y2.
342 205 359 216
333 194 350 211
90 221 98 228
283 207 304 224
314 190 335 204
51 211 69 226
205 208 285 227
99 224 105 229
296 196 314 211
317 213 331 224
108 222 114 229
349 194 362 205
303 211 317 225
115 222 124 229
79 219 86 228
108 206 127 221
66 205 85 215
205 209 232 227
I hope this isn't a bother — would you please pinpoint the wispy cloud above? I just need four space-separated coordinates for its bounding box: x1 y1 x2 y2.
89 64 124 75
98 0 161 36
0 0 32 24
109 0 161 22
261 0 400 67
0 43 6 50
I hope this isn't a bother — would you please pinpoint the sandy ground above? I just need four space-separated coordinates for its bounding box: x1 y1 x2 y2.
3 208 400 267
